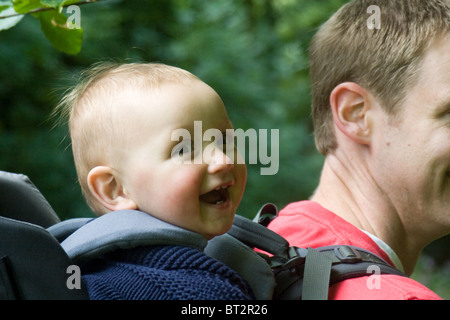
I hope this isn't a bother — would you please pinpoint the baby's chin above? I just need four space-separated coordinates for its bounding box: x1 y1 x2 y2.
198 216 236 240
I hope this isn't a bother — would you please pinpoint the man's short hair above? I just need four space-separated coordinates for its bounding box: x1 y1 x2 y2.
309 0 450 155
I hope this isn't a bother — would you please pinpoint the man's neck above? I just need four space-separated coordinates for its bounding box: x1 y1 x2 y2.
310 152 423 275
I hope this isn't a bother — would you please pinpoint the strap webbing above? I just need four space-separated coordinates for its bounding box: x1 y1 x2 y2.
229 214 290 258
302 247 333 300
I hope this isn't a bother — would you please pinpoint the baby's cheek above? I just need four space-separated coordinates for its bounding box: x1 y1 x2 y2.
165 166 204 204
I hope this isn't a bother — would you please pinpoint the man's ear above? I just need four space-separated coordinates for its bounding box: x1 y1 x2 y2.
87 166 138 213
330 82 374 146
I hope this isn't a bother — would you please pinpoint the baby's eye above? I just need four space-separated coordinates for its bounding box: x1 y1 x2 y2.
222 131 235 152
171 139 193 158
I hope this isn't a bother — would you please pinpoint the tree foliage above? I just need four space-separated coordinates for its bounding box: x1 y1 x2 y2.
0 0 88 54
2 0 346 219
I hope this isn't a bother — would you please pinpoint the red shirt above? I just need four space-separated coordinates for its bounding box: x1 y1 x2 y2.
267 201 442 300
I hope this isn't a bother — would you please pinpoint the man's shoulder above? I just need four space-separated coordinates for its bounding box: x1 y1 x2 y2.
268 201 442 300
268 201 382 253
329 274 442 300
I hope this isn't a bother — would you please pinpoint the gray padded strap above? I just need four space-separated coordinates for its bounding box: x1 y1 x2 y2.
229 214 290 258
61 210 207 264
205 233 276 300
47 218 92 242
301 247 333 300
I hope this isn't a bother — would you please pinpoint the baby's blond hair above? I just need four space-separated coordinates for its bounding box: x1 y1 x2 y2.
54 62 199 213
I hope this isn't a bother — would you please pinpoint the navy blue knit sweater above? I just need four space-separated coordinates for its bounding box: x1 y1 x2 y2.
81 245 255 300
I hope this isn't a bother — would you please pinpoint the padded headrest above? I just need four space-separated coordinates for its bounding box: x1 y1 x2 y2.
0 216 89 299
0 171 60 228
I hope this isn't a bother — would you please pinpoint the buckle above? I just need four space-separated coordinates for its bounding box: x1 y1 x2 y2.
334 246 361 263
270 246 307 271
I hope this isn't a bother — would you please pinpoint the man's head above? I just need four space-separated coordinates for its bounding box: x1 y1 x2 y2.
309 0 450 155
56 62 247 239
309 0 450 249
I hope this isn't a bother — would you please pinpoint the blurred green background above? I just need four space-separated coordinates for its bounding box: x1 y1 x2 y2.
0 0 448 298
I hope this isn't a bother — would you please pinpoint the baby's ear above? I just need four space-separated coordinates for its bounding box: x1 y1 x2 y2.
87 166 137 213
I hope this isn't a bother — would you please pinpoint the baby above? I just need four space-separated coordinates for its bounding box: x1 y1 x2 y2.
55 62 252 300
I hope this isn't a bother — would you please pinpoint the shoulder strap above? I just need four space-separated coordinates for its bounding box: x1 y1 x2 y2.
205 208 294 299
205 233 277 300
275 245 407 300
47 217 93 242
57 210 208 264
230 212 290 259
216 204 408 300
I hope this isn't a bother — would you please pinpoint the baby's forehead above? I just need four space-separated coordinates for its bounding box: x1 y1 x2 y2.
93 71 204 100
85 77 214 124
81 75 196 117
79 68 224 129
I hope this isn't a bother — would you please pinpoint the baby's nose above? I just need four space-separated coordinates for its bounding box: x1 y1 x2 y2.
206 148 234 174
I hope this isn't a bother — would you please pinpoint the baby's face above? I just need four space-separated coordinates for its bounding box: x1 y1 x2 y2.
116 80 247 239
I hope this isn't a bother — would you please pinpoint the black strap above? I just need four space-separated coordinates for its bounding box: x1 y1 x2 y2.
252 203 279 227
229 214 290 259
302 247 333 300
272 245 407 300
229 207 408 300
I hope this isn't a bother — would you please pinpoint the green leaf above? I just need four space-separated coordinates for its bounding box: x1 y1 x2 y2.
0 6 24 30
0 0 13 13
40 0 67 12
12 0 41 14
38 9 83 55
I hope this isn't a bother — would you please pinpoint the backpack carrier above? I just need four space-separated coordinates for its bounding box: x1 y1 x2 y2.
0 171 406 300
206 203 406 299
0 171 88 300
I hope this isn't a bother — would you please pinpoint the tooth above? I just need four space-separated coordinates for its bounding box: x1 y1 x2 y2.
215 186 229 191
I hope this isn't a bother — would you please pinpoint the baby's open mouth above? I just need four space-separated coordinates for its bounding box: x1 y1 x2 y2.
200 186 230 205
